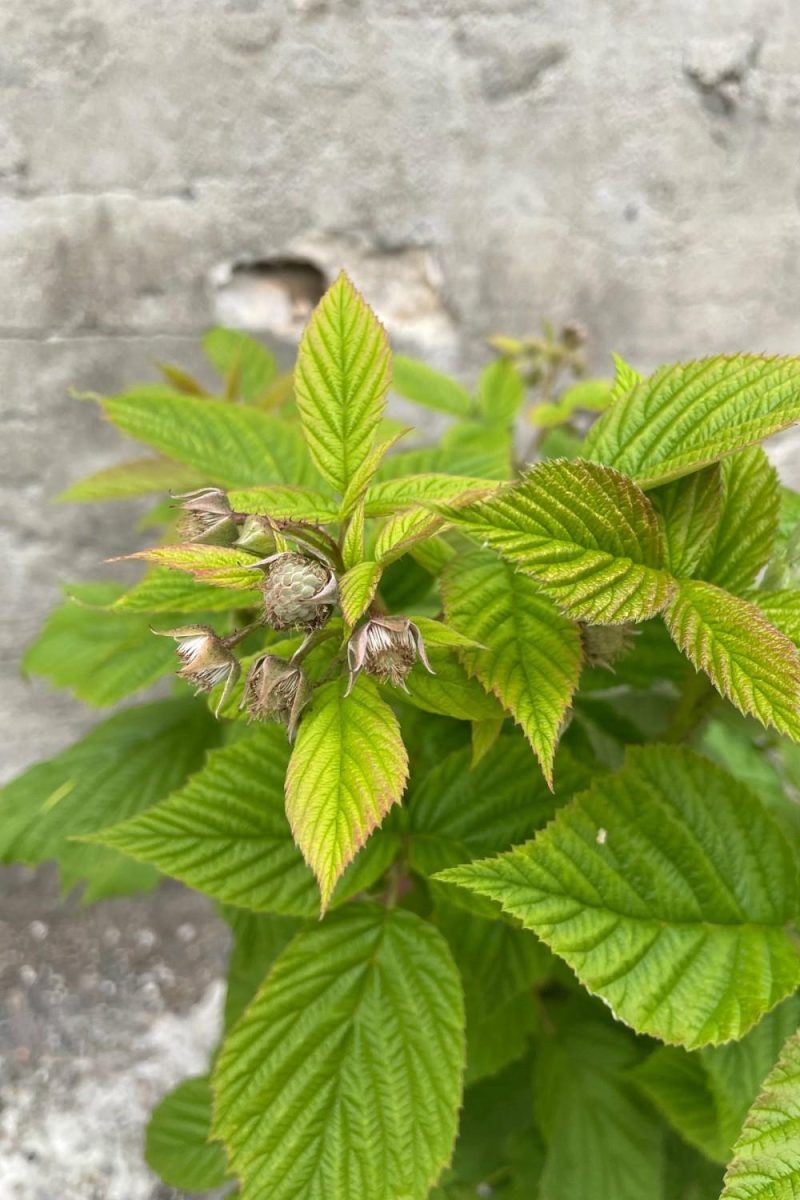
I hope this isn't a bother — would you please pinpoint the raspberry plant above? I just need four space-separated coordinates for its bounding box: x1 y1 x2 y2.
5 273 800 1199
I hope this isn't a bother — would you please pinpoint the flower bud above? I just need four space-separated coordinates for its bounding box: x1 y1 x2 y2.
242 654 311 742
346 615 434 695
175 488 237 545
260 552 336 632
580 622 636 671
154 624 239 714
234 514 278 556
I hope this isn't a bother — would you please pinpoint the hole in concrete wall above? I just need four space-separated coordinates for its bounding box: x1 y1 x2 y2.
211 257 327 337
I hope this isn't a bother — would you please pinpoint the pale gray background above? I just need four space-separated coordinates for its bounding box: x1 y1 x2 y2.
2 1 800 1196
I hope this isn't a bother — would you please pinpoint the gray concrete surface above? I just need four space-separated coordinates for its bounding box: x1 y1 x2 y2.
3 1 800 1196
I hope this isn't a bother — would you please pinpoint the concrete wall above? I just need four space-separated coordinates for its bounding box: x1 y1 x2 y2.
5 0 800 778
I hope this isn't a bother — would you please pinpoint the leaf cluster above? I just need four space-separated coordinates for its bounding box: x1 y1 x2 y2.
4 279 800 1198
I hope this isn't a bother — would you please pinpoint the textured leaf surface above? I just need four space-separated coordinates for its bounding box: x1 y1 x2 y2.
442 549 581 783
227 484 338 522
444 459 673 623
212 905 465 1200
294 272 391 493
103 390 315 486
407 739 587 882
535 1002 665 1200
112 568 260 613
89 725 396 917
0 699 217 901
392 354 473 417
752 590 800 647
651 464 722 577
23 583 176 705
285 677 408 910
632 997 800 1165
398 646 507 722
364 473 500 517
58 455 204 501
705 448 780 594
438 746 800 1048
203 327 277 401
338 561 382 625
665 579 800 740
585 354 800 486
721 1029 800 1199
145 1075 229 1192
121 544 260 588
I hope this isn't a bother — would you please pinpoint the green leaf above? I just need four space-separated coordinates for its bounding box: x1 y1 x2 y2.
22 584 176 705
705 448 780 594
294 272 391 494
534 1000 665 1200
470 718 504 766
112 567 261 613
406 737 582 882
398 645 508 722
651 464 722 577
408 616 486 652
665 580 800 740
632 996 800 1165
439 420 512 480
285 676 408 911
437 745 800 1048
145 1075 229 1192
611 352 642 397
585 354 800 487
721 1028 800 1199
444 459 674 623
392 354 474 417
338 560 382 625
203 327 278 401
751 589 800 647
103 390 316 486
339 428 410 518
120 543 261 588
442 548 582 783
529 378 612 428
222 907 304 1030
88 725 397 918
212 905 465 1200
227 484 339 522
364 473 501 518
437 903 552 1014
477 359 525 425
58 455 204 502
0 699 217 901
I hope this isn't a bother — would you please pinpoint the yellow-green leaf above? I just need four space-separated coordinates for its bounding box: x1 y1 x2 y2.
285 676 408 911
442 549 582 784
443 459 674 623
294 272 391 493
585 354 800 487
665 579 800 740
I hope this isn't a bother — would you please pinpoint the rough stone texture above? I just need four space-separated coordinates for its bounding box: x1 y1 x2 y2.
2 1 800 1195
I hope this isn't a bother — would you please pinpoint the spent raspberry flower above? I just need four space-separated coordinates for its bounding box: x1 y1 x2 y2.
154 624 239 715
242 654 311 742
346 615 434 695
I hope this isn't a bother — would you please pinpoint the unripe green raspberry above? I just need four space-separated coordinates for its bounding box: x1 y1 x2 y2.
261 552 336 631
580 622 636 670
